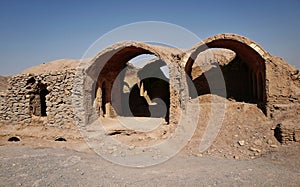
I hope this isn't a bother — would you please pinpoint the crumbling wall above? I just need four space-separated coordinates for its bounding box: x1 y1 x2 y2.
0 92 8 123
169 54 189 125
265 57 300 144
275 120 300 144
0 70 76 127
265 56 300 120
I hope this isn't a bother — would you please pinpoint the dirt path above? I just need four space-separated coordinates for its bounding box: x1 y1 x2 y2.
0 144 299 186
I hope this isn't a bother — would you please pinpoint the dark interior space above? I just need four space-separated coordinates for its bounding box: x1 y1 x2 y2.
185 38 267 114
8 136 20 142
128 83 150 117
191 56 259 103
55 137 67 142
187 46 266 114
128 77 170 120
28 80 49 117
26 77 36 85
95 47 154 118
274 124 283 143
94 47 171 122
40 87 49 116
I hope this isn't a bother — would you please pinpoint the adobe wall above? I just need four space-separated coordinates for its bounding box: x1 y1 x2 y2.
265 56 300 119
265 57 300 143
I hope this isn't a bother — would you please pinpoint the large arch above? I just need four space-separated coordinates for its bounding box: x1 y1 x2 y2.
185 34 270 113
85 41 178 120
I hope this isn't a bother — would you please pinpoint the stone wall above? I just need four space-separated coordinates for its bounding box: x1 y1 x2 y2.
0 70 76 127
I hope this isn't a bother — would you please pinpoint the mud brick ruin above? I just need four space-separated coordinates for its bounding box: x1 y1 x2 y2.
1 34 299 144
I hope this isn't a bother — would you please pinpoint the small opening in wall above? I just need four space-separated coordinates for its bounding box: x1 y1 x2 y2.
274 124 283 143
55 137 67 142
40 88 49 116
8 136 20 142
27 77 36 85
29 81 49 117
107 130 124 136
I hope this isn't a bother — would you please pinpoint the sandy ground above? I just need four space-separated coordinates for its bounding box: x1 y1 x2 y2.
0 103 299 186
0 143 299 186
1 98 299 186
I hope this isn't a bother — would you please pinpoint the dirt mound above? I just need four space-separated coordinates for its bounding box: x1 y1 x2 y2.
21 59 81 75
185 95 280 159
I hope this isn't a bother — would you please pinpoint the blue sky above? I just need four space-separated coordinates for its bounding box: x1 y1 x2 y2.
0 0 299 76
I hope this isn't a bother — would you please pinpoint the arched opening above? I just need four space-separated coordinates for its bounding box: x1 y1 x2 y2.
40 88 48 116
55 137 67 142
186 35 267 114
8 136 20 142
91 45 171 122
28 79 49 117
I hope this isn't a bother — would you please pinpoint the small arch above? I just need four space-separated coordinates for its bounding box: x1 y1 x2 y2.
55 137 67 141
8 136 20 142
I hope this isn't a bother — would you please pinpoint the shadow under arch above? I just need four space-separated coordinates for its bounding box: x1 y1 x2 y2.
185 34 269 114
127 59 170 122
85 41 175 119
